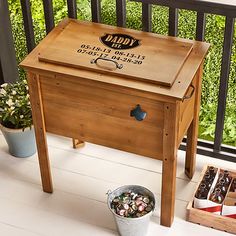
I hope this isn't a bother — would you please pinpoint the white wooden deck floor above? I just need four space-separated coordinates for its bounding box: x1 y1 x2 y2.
0 132 235 236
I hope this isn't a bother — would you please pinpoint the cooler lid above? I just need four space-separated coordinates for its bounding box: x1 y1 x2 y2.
38 20 193 87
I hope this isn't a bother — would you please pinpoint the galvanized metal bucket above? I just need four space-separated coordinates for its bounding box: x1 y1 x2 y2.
107 185 155 236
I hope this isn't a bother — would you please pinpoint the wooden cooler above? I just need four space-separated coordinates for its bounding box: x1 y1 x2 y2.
20 18 210 227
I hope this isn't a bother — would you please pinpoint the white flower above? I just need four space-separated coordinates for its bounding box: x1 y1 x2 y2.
1 83 8 88
26 85 29 90
0 88 6 95
6 99 14 106
9 106 15 111
20 115 24 119
12 90 16 95
26 94 30 99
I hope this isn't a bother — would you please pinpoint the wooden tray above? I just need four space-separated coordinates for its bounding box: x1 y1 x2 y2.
187 165 236 234
38 20 193 87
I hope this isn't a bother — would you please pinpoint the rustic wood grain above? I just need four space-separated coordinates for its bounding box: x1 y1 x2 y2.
40 75 164 129
187 200 236 234
187 165 236 234
21 18 210 227
27 72 53 193
177 74 197 147
38 20 193 87
20 18 210 100
72 139 85 149
185 63 203 178
161 102 179 226
43 99 163 160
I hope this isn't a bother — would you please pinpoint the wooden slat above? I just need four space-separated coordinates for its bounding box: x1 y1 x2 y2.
44 102 163 160
40 76 164 160
187 201 236 234
40 75 164 129
38 20 194 87
27 73 53 193
39 45 192 87
142 3 152 32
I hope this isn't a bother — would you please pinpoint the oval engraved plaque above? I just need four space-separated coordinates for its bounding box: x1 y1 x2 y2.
100 33 141 50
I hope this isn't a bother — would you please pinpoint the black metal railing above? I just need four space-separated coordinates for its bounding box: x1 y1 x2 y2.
0 0 19 83
0 0 235 161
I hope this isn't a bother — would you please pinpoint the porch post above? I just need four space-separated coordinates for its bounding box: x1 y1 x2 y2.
0 0 19 84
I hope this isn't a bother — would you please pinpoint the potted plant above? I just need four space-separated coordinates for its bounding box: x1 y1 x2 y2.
0 79 36 157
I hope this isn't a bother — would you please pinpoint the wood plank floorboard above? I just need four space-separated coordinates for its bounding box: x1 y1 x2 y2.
0 133 235 235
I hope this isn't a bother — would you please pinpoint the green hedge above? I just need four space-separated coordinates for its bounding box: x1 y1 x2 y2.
8 0 236 146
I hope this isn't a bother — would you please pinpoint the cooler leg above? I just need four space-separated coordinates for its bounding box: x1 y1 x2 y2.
72 138 85 149
185 121 197 178
161 103 178 227
27 73 53 193
185 65 203 179
161 154 177 227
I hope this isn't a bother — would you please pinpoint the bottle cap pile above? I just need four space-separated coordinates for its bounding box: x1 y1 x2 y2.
111 191 154 218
